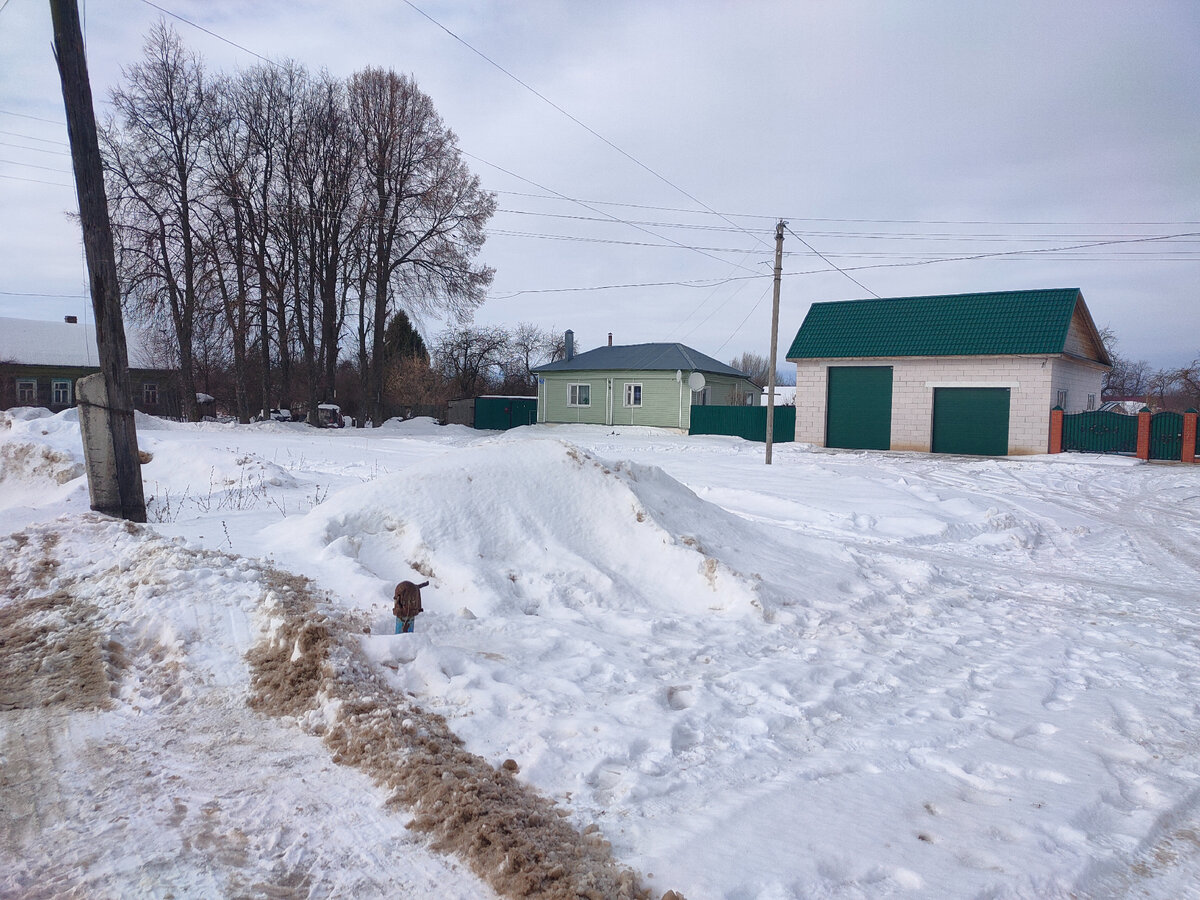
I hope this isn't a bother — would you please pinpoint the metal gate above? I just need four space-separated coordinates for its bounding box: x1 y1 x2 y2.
1061 410 1138 454
826 366 892 450
931 387 1010 456
1150 411 1184 460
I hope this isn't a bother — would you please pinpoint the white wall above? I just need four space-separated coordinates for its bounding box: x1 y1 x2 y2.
792 355 1106 455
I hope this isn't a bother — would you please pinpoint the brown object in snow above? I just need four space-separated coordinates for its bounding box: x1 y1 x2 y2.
393 580 429 619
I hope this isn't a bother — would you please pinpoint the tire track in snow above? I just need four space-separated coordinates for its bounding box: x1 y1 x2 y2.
0 516 499 900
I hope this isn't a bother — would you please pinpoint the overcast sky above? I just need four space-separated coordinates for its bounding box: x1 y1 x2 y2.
2 0 1198 370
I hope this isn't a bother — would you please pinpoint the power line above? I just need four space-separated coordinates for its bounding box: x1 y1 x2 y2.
492 189 1200 228
0 129 70 146
714 283 774 355
136 0 279 67
0 140 72 156
465 150 762 275
485 231 1200 299
0 109 66 126
398 0 771 251
489 274 762 300
786 223 880 298
0 157 73 173
0 172 74 187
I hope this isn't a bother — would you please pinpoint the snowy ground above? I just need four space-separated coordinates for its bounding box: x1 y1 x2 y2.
2 408 1199 899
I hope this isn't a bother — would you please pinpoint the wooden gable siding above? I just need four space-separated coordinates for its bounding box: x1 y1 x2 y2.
1063 304 1106 362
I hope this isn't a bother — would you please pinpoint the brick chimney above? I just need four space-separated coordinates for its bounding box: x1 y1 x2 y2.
608 332 612 346
565 329 574 361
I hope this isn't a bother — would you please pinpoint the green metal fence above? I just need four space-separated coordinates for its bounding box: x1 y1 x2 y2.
473 396 537 430
1149 411 1184 460
689 405 795 442
1061 410 1138 454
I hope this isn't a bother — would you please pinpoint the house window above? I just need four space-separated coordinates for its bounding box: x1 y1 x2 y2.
692 387 710 406
623 383 642 407
1086 393 1096 411
143 382 159 406
568 383 591 407
16 379 36 404
1056 390 1068 409
52 379 72 406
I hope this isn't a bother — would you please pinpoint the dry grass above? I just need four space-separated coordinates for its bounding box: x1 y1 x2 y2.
247 572 667 900
0 532 123 712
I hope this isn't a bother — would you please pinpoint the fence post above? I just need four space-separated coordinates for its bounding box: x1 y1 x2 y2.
1136 407 1152 460
1183 409 1197 464
1048 406 1063 454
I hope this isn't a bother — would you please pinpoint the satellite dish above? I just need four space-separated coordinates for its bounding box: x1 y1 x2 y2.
687 372 706 392
675 369 682 383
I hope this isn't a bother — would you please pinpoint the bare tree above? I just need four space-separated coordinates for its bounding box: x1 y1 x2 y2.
729 351 771 387
434 326 510 399
502 323 560 394
104 22 215 422
348 68 495 427
1097 326 1152 398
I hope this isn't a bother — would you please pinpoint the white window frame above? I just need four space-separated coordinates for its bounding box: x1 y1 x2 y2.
623 382 642 407
143 382 159 406
1086 393 1096 411
567 382 591 407
16 379 36 404
52 379 71 406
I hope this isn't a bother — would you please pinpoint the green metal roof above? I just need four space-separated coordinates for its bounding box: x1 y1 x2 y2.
787 288 1097 360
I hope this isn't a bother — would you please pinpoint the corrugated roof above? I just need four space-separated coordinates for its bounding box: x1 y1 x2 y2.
787 288 1094 359
0 317 155 368
533 342 749 377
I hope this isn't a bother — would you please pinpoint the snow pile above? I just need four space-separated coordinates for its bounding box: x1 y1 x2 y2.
3 409 1200 898
274 439 776 620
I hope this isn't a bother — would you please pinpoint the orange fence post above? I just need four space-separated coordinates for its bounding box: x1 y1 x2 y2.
1048 406 1063 454
1183 409 1197 464
1136 407 1152 460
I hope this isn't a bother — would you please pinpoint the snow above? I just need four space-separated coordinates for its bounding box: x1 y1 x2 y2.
3 409 1200 898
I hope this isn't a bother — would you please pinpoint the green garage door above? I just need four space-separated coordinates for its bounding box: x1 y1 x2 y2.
826 366 892 450
931 388 1010 456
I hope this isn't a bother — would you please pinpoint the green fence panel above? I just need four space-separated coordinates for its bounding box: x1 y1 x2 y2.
474 397 538 430
1062 410 1139 454
689 405 795 442
1150 411 1183 460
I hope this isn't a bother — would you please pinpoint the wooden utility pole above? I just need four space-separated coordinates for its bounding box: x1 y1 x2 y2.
50 0 146 522
764 219 786 465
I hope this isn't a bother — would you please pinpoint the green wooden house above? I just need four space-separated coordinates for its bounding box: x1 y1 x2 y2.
533 332 758 430
0 316 179 417
786 288 1111 456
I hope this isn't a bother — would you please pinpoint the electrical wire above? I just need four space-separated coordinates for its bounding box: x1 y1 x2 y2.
0 140 71 156
785 223 880 298
0 109 66 125
397 0 772 251
136 0 279 67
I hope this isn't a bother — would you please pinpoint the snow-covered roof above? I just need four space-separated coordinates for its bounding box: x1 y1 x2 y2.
0 316 156 368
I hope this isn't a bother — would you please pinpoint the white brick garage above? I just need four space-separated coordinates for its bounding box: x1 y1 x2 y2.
788 290 1111 457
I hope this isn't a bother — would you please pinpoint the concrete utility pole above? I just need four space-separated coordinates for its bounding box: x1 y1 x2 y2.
764 219 786 465
50 0 146 522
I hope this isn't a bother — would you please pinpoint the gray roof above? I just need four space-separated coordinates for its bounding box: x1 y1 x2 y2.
0 317 155 368
533 342 749 378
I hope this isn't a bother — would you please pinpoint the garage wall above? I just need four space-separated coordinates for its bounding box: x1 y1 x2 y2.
793 355 1067 455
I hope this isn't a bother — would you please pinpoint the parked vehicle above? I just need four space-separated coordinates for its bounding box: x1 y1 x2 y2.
316 403 345 428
